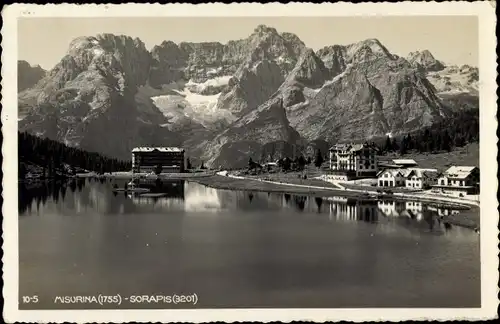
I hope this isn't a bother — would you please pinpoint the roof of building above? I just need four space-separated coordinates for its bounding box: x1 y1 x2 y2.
377 169 409 178
132 147 184 153
392 159 418 165
444 166 478 179
378 167 437 178
329 143 378 152
407 168 439 179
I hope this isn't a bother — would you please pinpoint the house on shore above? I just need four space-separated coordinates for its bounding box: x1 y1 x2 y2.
377 168 438 189
377 169 411 187
327 143 379 180
132 147 185 174
405 169 439 189
432 166 480 197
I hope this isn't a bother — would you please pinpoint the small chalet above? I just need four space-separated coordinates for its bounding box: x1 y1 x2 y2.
432 166 480 197
405 169 439 189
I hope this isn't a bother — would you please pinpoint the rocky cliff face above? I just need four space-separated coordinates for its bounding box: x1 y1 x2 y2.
288 52 448 143
18 34 179 160
18 25 475 167
18 60 46 92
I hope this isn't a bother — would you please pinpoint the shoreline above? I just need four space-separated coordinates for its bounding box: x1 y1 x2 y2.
194 175 479 230
195 174 476 207
19 173 480 230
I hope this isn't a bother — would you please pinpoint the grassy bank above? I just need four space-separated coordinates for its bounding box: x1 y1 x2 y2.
193 175 359 197
246 172 341 189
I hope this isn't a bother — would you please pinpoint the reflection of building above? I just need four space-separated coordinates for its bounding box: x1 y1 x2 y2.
404 201 423 220
328 198 378 222
436 208 460 217
377 200 423 220
432 166 480 197
329 143 379 178
139 179 185 198
132 147 185 174
377 200 405 217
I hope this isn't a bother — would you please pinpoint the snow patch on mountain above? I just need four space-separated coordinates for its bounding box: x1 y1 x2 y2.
93 48 105 57
185 75 233 93
427 65 479 95
151 88 236 127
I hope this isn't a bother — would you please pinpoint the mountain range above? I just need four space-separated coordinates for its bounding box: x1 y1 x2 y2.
18 24 479 167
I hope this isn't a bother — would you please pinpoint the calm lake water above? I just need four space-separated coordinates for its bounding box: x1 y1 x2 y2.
19 178 480 309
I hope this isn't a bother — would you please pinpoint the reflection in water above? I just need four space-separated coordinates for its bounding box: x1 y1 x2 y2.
18 179 480 309
183 182 222 213
315 197 323 213
19 179 466 235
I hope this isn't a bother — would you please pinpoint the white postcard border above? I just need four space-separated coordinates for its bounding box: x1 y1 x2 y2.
2 2 498 322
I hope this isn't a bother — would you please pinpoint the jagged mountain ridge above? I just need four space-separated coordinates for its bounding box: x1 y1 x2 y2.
18 60 46 92
18 25 476 167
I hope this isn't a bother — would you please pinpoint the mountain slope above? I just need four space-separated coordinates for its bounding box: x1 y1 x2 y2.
285 41 448 143
18 34 180 160
18 25 477 169
18 60 46 92
406 50 445 72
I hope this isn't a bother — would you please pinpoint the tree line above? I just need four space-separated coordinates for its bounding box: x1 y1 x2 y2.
249 148 326 173
378 108 478 155
18 131 132 179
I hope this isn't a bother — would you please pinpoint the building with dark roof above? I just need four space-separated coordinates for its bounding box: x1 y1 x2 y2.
131 147 185 174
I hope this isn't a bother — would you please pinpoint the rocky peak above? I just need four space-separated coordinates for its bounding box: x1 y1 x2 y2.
253 24 279 36
284 48 330 89
316 45 348 77
317 38 395 77
149 41 188 86
344 38 394 63
407 50 445 72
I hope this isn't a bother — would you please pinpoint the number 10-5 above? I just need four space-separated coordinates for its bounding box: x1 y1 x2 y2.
22 296 39 304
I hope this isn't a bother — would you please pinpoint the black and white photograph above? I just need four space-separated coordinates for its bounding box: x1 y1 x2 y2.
2 2 498 322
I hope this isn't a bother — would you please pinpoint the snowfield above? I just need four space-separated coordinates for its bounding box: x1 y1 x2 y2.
151 88 236 127
427 65 479 95
185 76 233 93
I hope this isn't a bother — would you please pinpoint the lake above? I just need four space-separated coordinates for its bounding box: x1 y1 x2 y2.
18 178 480 309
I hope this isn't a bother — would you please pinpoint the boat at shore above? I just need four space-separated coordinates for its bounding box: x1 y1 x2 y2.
112 177 150 193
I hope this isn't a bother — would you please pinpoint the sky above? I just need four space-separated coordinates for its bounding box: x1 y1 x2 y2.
18 16 478 70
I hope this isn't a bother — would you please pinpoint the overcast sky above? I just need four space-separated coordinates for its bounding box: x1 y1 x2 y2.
18 16 478 70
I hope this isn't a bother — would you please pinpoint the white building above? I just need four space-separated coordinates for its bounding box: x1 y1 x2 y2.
405 169 439 189
377 167 437 189
433 166 480 197
377 169 411 187
329 143 379 178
